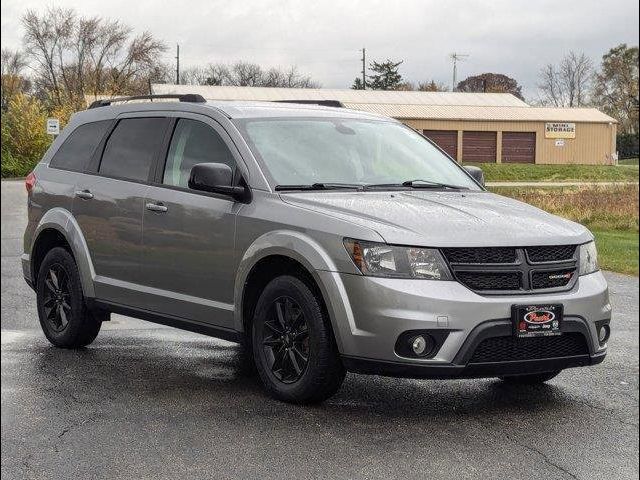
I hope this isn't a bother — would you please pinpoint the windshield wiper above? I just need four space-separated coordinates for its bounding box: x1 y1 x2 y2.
275 183 363 191
364 179 469 191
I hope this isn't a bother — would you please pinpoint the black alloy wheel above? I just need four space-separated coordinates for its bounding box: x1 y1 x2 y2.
41 263 72 332
36 247 102 348
261 296 310 384
251 275 345 403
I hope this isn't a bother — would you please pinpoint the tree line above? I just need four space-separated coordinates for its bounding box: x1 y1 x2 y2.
351 46 638 138
1 6 638 177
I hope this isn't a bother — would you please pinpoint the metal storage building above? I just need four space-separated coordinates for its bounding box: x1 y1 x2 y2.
152 84 618 165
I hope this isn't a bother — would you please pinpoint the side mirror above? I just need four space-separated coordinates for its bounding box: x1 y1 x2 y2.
188 163 250 202
464 165 485 187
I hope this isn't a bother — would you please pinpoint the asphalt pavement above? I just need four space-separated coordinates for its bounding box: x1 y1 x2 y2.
1 179 638 480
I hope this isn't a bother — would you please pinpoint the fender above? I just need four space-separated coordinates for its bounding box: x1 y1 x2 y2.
233 230 353 351
31 207 96 298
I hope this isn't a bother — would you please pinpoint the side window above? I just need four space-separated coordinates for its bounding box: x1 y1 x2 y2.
99 118 167 182
163 119 236 188
49 120 111 171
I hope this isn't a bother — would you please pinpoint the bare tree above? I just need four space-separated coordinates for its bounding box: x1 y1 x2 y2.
537 51 593 107
22 7 167 107
180 62 318 88
1 48 30 109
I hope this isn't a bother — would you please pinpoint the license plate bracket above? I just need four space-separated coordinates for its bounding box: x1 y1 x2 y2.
512 304 563 338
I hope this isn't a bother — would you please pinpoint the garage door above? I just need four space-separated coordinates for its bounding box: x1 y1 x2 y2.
502 132 536 164
423 130 458 159
462 131 497 163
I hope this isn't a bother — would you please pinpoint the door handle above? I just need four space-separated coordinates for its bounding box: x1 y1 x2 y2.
146 202 168 213
75 189 94 200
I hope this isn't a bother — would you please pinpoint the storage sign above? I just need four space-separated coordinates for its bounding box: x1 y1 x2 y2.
46 118 60 135
545 122 575 139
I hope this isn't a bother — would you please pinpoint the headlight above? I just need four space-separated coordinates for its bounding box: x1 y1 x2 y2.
579 241 599 275
343 238 453 280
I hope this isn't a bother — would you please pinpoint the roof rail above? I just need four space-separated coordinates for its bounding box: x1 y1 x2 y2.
273 100 344 108
87 94 207 109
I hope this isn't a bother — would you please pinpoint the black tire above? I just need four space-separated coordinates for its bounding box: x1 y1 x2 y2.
36 247 102 348
500 371 561 385
251 275 345 404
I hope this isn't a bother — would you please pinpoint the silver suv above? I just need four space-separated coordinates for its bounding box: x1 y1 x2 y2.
22 94 611 403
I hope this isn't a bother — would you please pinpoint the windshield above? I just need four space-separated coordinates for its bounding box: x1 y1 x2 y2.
235 117 481 190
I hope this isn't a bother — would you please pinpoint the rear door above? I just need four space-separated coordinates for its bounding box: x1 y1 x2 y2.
73 116 170 306
40 120 113 223
139 115 244 328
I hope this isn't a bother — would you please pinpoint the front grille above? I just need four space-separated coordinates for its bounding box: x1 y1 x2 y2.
442 246 578 294
527 245 577 263
442 247 517 264
469 333 589 363
531 270 575 289
456 271 521 291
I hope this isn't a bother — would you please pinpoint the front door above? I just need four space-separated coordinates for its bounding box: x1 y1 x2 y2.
140 117 243 328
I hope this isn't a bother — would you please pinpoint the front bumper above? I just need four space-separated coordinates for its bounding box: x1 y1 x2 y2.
317 270 610 377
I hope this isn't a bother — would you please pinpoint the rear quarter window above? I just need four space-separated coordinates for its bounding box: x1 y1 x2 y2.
49 120 111 171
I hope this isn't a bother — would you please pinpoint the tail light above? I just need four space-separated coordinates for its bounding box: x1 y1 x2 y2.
25 172 36 193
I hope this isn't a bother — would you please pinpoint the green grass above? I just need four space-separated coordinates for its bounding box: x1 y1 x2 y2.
466 163 639 183
619 157 639 166
592 229 639 276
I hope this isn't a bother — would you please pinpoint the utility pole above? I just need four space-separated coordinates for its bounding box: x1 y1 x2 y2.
176 44 180 85
361 48 366 90
450 52 469 91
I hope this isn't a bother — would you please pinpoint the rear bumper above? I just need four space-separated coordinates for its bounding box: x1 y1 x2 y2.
21 254 35 290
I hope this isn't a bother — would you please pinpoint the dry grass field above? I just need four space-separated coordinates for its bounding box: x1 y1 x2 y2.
492 184 639 275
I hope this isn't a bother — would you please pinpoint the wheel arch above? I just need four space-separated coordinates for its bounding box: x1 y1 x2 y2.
234 231 347 351
30 208 96 298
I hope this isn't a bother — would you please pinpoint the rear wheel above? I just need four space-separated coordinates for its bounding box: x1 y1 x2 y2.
500 371 561 385
252 275 345 404
36 247 102 348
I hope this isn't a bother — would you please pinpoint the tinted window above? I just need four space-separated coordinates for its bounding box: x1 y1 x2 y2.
163 119 236 188
49 120 111 171
100 118 167 182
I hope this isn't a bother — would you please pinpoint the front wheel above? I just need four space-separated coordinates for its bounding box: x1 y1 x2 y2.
500 371 561 385
252 275 345 404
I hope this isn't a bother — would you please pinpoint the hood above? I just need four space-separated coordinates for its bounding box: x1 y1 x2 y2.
280 190 592 247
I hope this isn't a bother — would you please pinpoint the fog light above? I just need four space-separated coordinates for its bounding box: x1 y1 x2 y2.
598 325 610 344
412 336 427 356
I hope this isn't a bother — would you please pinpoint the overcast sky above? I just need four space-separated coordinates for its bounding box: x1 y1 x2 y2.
2 0 638 99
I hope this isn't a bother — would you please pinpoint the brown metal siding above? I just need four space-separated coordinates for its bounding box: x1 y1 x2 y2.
502 132 536 163
423 130 458 159
462 131 497 163
403 120 616 165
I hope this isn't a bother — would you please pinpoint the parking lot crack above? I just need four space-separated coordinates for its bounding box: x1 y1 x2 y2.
474 416 581 480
